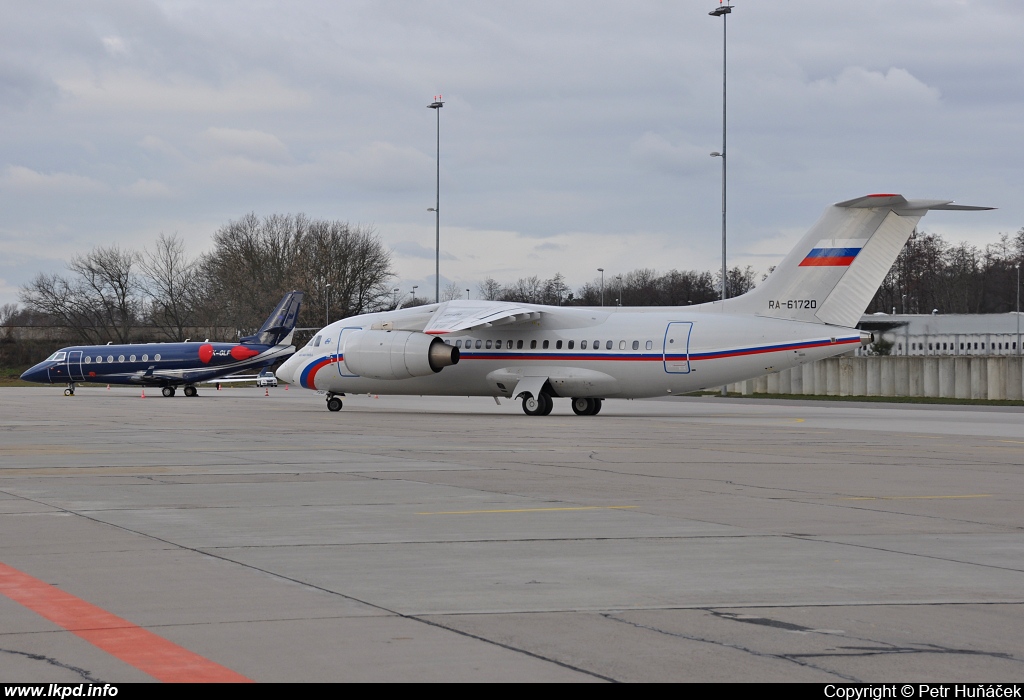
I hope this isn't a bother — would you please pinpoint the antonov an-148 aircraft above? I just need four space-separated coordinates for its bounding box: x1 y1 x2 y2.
276 195 991 415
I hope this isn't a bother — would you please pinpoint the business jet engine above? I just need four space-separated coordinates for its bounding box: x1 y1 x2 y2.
342 330 459 380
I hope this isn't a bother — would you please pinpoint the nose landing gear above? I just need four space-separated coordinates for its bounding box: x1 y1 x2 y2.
326 392 344 412
64 383 75 397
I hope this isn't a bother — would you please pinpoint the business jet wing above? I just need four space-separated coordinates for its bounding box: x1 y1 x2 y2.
423 300 544 335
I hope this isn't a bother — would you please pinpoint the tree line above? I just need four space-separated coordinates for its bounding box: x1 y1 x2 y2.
12 214 393 346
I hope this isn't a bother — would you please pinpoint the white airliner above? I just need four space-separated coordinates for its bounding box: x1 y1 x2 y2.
276 195 991 415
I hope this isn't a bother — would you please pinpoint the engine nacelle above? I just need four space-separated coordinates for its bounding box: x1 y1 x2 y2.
342 330 459 380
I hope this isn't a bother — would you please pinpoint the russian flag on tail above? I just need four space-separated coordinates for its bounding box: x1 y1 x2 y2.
799 239 868 267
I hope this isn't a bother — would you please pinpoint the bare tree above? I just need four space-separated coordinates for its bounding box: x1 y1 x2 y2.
142 233 202 341
440 282 465 301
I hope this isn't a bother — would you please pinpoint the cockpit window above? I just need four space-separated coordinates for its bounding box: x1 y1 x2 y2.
48 351 67 362
314 335 322 347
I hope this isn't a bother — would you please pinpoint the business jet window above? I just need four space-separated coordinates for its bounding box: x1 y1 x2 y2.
314 336 322 347
568 340 574 349
542 340 549 349
84 356 91 364
50 352 67 362
142 354 148 361
118 355 125 362
96 356 102 363
485 340 493 349
154 354 161 361
556 340 563 349
475 340 482 349
107 355 114 363
130 355 136 362
646 340 653 350
632 340 639 350
517 340 523 349
580 340 587 349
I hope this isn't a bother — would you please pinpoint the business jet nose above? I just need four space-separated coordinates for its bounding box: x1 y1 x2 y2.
20 363 50 384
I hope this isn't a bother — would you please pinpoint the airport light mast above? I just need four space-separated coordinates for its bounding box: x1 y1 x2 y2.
428 96 444 304
710 1 733 397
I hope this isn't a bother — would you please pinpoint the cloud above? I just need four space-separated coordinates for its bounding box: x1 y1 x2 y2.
392 240 458 261
2 166 107 194
122 179 173 198
629 133 714 177
200 127 291 163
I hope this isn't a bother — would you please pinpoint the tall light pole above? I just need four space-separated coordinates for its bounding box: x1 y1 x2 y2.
710 2 732 398
598 268 605 306
325 282 331 326
412 285 418 305
710 3 732 307
616 274 623 307
428 95 444 304
466 288 470 300
1016 262 1020 356
392 287 400 309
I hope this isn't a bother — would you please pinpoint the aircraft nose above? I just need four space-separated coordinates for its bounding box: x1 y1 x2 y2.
20 363 49 384
275 357 297 385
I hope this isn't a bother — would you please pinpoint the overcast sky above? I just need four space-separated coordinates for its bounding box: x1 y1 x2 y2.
2 0 1022 308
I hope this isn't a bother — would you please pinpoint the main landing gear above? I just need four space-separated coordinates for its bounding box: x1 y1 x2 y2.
520 393 603 416
326 392 344 412
64 383 75 397
571 397 602 416
161 386 175 398
183 385 198 397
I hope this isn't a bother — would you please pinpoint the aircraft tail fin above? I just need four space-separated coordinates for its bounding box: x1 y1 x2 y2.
241 291 304 346
726 195 993 328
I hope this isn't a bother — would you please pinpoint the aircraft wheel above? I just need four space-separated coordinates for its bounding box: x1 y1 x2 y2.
64 388 74 397
539 393 554 416
571 397 594 415
184 385 197 397
591 398 603 416
161 386 175 398
327 397 343 412
521 394 545 416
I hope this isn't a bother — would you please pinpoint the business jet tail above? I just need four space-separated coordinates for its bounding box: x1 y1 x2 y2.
241 290 304 346
727 194 993 328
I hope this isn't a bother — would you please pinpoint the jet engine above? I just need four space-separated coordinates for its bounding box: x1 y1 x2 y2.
342 330 459 380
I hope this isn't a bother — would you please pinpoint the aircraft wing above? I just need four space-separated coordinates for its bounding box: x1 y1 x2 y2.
201 374 259 384
423 300 544 335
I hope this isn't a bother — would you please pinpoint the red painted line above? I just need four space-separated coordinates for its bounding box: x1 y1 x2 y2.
0 561 252 683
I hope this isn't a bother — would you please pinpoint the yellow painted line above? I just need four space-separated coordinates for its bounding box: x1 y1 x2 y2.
998 440 1024 445
841 494 992 501
418 506 638 515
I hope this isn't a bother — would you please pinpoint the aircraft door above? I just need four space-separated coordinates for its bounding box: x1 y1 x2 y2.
336 327 362 377
663 322 692 374
67 350 85 381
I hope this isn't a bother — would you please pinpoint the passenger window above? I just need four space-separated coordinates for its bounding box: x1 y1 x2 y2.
107 355 114 363
556 340 562 349
632 340 639 350
154 354 161 361
96 356 102 363
517 340 523 349
606 340 613 350
594 340 600 349
455 340 462 348
530 340 537 349
314 335 322 347
619 340 626 350
646 340 653 350
142 354 148 361
475 340 482 349
84 356 91 364
543 340 549 349
581 340 587 350
507 340 513 349
130 355 136 362
118 355 125 362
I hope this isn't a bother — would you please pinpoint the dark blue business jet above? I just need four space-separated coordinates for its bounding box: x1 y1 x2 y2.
21 291 303 397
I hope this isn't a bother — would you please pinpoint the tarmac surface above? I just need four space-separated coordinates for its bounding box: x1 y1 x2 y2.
1 386 1023 682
